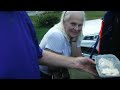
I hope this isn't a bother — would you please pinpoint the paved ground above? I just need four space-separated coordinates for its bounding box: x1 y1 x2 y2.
27 11 46 16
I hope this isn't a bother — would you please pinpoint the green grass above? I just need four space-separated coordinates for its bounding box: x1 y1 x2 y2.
33 11 105 79
85 11 105 20
35 27 49 43
68 69 95 79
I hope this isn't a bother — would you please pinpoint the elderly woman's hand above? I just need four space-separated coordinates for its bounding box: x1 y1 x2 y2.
70 37 78 42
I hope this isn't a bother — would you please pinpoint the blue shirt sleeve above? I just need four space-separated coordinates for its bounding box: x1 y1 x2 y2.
22 11 43 58
0 11 42 79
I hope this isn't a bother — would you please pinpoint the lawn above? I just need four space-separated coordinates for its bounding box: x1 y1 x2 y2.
35 27 48 43
85 11 105 20
32 11 105 79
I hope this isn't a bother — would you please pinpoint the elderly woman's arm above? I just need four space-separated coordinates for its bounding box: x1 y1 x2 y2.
71 41 83 57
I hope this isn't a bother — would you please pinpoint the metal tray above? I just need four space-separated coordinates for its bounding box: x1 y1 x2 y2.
95 54 120 78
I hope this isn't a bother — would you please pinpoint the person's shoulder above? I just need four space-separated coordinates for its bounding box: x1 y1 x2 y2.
47 27 63 37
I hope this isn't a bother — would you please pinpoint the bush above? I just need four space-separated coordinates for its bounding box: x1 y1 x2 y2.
30 15 40 28
30 11 62 28
39 12 61 28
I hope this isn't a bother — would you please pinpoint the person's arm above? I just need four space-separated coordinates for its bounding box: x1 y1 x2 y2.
71 41 83 57
38 50 97 76
70 36 83 57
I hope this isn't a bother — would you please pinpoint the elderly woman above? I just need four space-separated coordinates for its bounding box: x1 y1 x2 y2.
39 11 89 79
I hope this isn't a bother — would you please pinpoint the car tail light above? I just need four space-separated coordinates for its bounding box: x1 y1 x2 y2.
98 20 105 54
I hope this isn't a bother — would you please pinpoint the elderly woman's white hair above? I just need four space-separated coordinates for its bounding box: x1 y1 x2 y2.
60 11 86 25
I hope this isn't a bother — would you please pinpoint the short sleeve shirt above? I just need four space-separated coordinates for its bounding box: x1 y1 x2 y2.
39 27 81 74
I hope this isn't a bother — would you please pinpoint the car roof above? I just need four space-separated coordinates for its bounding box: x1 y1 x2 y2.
82 19 102 36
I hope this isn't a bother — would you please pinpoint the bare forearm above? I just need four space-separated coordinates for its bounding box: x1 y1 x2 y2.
71 42 83 57
38 50 97 76
39 50 77 69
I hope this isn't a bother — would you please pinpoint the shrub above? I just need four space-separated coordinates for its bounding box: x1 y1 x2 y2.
39 12 61 28
30 12 62 28
30 15 40 28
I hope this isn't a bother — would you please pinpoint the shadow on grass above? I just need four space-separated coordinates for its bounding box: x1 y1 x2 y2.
68 69 95 79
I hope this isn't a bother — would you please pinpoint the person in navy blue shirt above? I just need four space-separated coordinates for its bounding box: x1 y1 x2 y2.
0 11 97 79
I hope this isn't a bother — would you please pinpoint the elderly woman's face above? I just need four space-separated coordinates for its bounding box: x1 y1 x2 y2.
63 13 84 38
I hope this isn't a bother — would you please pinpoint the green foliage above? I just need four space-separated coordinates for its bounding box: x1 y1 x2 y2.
30 11 62 28
30 15 40 28
35 27 48 43
39 12 61 28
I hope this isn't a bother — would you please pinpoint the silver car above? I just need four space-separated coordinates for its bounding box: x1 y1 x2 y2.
81 19 102 58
